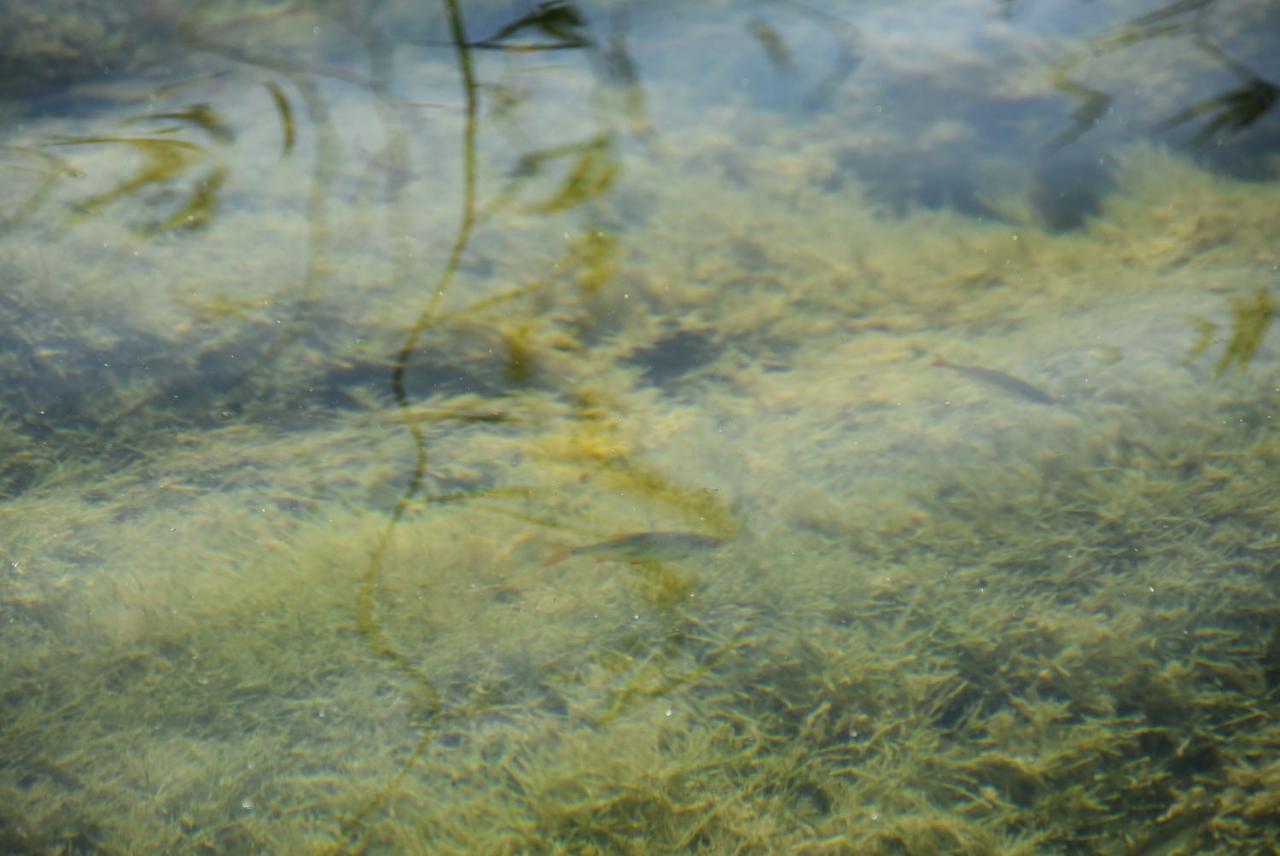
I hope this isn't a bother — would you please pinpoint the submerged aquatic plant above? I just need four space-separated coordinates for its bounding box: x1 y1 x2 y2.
1187 288 1275 376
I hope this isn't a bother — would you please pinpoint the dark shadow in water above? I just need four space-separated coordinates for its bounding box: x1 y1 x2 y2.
627 327 720 388
1027 150 1111 232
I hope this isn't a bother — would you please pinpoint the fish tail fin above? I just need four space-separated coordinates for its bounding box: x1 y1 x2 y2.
541 545 573 567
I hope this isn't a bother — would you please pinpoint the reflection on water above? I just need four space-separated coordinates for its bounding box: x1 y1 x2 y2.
1 0 1277 852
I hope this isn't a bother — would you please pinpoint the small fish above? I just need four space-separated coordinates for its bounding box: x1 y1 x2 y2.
542 531 725 567
356 144 423 183
932 358 1056 405
748 19 793 68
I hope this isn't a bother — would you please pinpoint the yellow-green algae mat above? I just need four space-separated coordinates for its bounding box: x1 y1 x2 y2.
3 361 1279 853
1 148 1279 853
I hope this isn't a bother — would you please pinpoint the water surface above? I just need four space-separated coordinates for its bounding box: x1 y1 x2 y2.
1 0 1277 852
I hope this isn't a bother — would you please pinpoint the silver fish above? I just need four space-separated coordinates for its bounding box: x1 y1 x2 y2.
542 531 726 566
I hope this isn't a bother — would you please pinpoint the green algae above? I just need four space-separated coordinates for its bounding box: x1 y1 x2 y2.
1 2 1279 853
4 338 1277 854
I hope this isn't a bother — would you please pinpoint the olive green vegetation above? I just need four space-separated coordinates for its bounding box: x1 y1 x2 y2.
2 144 1278 853
2 370 1278 853
2 2 1280 852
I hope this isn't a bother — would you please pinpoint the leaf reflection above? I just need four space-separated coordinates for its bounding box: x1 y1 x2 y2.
51 135 218 231
263 81 296 156
512 133 619 214
1156 37 1278 148
0 146 85 234
123 102 235 142
1049 0 1276 149
470 0 593 51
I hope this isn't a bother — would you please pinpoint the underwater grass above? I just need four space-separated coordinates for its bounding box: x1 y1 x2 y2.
2 371 1277 853
1 5 1278 845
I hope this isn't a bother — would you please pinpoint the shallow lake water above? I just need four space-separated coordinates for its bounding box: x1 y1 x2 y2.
1 0 1278 852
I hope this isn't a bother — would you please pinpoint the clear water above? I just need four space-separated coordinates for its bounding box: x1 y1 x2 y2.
1 0 1277 852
